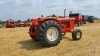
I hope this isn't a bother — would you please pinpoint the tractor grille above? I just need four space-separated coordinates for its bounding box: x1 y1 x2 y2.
61 22 70 28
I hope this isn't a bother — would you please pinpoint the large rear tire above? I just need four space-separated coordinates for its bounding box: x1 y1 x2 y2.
37 20 62 47
72 29 82 40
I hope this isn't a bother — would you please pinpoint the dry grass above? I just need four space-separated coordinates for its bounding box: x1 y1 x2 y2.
0 20 100 56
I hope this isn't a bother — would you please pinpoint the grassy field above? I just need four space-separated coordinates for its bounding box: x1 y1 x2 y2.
0 20 100 56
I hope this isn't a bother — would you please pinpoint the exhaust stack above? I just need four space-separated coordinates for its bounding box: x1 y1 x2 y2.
64 9 66 18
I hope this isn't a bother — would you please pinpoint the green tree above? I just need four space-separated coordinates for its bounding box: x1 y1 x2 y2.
0 20 2 24
9 18 12 20
17 20 21 22
93 17 99 20
26 18 31 22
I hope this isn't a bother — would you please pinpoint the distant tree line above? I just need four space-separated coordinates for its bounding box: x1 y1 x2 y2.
93 17 99 20
0 20 6 24
16 18 31 22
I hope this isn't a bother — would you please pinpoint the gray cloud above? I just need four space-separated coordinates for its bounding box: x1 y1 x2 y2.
0 0 100 21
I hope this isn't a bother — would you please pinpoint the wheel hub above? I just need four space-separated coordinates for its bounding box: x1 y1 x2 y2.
76 32 80 38
47 27 59 41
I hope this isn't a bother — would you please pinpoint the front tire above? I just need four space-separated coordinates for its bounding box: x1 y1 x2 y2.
37 20 62 47
72 29 82 40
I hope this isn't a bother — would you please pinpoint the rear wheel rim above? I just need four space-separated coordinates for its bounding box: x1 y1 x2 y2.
46 27 59 41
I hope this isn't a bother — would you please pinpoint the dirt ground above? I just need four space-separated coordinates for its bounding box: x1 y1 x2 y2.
0 20 100 56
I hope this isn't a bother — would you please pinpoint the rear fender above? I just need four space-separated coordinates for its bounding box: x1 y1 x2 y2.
40 18 61 25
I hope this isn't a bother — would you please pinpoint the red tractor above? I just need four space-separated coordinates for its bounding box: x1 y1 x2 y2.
16 22 30 27
5 19 16 28
82 15 87 24
69 13 83 26
28 10 82 47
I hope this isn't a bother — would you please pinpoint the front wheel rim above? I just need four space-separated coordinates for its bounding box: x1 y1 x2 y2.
46 27 59 41
76 32 81 38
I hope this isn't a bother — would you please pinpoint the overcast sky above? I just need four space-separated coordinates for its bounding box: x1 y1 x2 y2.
0 0 100 21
